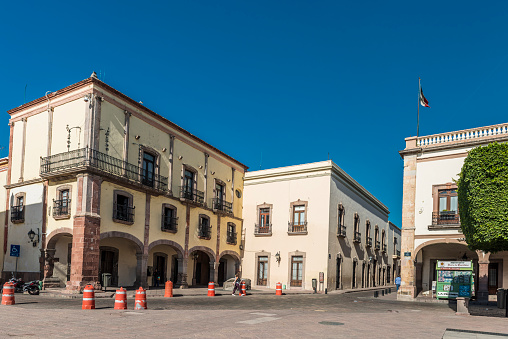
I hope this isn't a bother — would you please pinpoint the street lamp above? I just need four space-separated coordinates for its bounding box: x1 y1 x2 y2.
275 252 281 265
28 228 40 247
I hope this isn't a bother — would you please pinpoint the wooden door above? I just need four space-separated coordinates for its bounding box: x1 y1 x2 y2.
290 256 303 287
488 263 498 295
257 256 268 286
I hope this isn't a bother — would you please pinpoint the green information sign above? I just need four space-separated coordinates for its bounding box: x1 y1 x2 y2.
435 261 474 300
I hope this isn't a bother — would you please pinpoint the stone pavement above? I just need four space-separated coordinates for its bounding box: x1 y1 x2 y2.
0 290 507 338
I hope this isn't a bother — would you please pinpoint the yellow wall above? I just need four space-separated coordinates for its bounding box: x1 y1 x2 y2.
51 99 86 154
100 237 138 286
24 112 49 181
98 101 125 159
148 195 185 246
46 179 78 237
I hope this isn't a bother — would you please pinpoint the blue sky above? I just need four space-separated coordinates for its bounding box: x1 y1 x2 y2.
1 1 508 226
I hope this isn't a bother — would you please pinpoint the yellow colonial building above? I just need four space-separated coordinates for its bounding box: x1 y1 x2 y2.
2 72 247 291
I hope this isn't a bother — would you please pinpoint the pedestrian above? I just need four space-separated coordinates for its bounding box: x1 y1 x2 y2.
154 269 160 287
232 273 241 296
395 275 401 291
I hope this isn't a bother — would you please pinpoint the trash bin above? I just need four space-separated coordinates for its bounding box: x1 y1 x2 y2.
497 288 505 309
102 273 112 291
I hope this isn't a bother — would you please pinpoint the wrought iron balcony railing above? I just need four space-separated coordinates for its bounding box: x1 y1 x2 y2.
396 250 401 257
337 225 346 237
179 186 204 205
382 244 387 253
366 237 372 247
375 240 380 250
212 198 233 214
40 147 168 193
288 221 307 234
432 211 460 225
53 199 71 217
226 232 237 245
255 223 272 235
114 204 135 223
11 205 24 223
353 231 361 242
198 223 211 239
162 216 178 232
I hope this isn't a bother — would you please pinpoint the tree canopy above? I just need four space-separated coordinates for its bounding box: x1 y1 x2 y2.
457 142 508 253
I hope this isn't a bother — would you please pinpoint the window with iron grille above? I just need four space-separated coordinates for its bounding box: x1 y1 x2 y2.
113 191 135 224
337 204 346 237
162 204 178 232
11 193 25 223
226 222 237 244
54 187 71 218
198 215 211 239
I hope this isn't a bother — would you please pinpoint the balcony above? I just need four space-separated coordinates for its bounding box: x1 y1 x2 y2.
255 223 272 236
113 204 135 224
288 221 307 234
226 232 237 245
382 244 387 253
53 199 71 218
11 205 24 223
179 186 204 206
198 223 211 239
40 148 168 194
375 240 380 251
212 198 233 214
161 216 178 233
432 211 460 226
366 237 372 247
353 231 361 243
337 225 346 237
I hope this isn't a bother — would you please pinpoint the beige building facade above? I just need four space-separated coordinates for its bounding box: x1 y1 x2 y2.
399 123 508 301
242 161 400 292
1 73 247 291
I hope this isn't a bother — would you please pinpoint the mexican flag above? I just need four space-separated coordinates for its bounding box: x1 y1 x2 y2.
420 87 430 107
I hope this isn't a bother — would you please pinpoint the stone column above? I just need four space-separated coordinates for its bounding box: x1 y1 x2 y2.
477 250 490 304
210 262 216 284
139 254 148 288
178 258 189 288
66 174 102 292
399 142 418 300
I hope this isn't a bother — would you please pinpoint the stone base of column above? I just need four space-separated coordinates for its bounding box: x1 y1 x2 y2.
397 285 417 300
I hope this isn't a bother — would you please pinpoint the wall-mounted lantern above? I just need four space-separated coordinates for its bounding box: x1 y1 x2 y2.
28 228 40 247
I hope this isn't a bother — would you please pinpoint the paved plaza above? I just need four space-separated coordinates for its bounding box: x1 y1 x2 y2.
0 290 507 338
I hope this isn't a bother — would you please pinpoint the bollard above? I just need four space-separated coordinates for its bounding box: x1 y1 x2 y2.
456 297 470 316
276 282 282 296
388 287 391 294
240 281 246 296
134 287 147 310
207 282 215 297
114 287 127 310
505 290 508 318
381 290 385 296
164 281 173 298
374 291 379 298
1 282 15 305
82 284 95 310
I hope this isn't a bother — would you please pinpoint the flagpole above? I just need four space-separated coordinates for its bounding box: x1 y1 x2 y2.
417 77 420 139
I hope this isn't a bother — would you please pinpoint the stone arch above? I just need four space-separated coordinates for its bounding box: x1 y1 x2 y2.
188 246 216 262
148 239 184 258
413 238 471 261
100 231 143 254
218 250 241 263
46 227 73 249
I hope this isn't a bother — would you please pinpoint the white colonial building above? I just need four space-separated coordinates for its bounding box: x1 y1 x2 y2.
399 123 508 301
242 161 400 292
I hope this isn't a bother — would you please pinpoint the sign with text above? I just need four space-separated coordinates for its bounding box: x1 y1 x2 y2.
437 261 472 270
10 245 20 257
435 260 474 300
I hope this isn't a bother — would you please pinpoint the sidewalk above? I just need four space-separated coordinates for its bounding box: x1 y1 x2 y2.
41 284 396 299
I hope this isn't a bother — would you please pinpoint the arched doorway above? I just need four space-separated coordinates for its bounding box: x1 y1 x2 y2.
147 240 184 287
188 246 215 286
218 251 241 286
45 228 73 288
99 232 143 287
414 240 478 297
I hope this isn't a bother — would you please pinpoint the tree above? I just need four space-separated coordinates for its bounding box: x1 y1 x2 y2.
457 142 508 252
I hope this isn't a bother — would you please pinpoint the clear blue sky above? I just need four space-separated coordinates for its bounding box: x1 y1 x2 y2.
2 1 508 226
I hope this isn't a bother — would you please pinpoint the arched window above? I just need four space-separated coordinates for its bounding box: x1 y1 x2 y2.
353 213 361 242
365 220 372 247
337 204 346 237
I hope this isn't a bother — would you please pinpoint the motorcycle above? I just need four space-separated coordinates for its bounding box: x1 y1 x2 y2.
23 280 40 295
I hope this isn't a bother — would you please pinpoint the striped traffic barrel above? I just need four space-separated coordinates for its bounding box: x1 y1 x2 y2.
134 287 147 310
240 281 246 296
1 282 15 305
82 284 95 309
164 281 173 298
114 287 127 310
207 282 215 297
276 282 282 296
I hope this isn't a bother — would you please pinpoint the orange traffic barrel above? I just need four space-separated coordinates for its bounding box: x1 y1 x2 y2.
1 282 15 305
134 287 147 310
276 282 282 296
114 287 127 310
240 281 246 296
164 281 173 298
82 284 95 310
207 282 215 297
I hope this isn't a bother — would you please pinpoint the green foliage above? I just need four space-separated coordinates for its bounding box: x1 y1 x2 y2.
457 142 508 252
